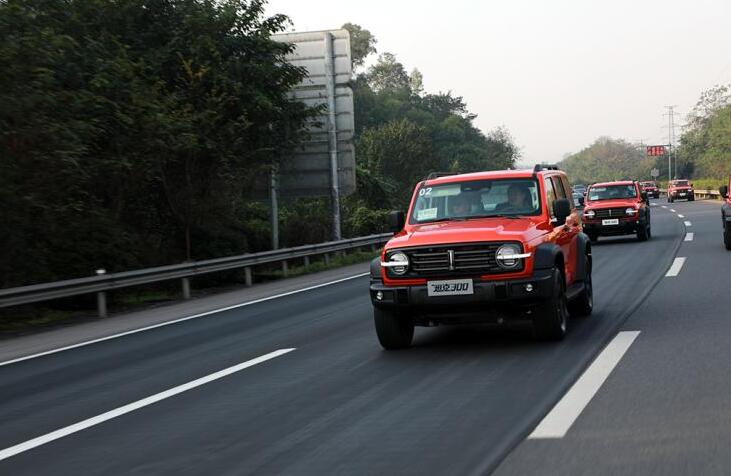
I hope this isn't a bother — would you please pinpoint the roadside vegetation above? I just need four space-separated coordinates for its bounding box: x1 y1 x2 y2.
0 2 519 290
560 84 731 189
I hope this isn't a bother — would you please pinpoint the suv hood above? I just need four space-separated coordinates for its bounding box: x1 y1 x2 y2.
585 199 639 209
387 218 547 249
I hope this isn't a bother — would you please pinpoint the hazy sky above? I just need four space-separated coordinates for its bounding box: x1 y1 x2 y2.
265 0 731 166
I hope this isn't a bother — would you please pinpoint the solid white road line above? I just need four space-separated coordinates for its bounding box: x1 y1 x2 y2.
677 214 685 218
529 331 640 439
0 348 295 462
666 257 687 277
685 233 694 242
684 221 692 227
0 273 369 368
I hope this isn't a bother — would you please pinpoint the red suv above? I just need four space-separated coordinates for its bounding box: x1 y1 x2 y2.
667 179 695 202
640 181 659 198
582 181 651 242
369 165 593 349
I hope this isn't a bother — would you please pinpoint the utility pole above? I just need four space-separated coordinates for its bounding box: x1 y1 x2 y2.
663 106 680 180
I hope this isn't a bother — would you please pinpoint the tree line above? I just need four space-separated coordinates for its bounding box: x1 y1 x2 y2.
0 2 519 288
560 84 731 187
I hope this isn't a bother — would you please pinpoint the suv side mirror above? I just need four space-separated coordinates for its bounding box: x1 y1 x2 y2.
578 196 585 206
720 185 729 199
553 198 571 226
388 210 405 233
640 191 648 202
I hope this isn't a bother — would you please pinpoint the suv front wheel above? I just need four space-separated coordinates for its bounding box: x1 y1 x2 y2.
533 268 569 340
374 308 415 349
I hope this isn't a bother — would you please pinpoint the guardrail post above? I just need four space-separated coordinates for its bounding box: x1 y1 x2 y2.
182 277 191 299
324 253 330 266
244 267 252 287
281 260 288 277
96 269 107 318
303 256 310 267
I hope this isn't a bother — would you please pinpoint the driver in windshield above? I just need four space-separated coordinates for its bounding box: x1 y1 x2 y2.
496 184 532 213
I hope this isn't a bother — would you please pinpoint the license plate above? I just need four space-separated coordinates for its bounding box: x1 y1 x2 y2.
427 279 474 297
679 192 686 196
602 219 619 225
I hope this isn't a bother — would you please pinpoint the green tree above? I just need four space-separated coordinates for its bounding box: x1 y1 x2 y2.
559 137 654 184
341 22 377 69
0 0 313 286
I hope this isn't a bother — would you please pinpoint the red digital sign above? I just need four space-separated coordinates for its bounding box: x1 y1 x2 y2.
646 145 667 156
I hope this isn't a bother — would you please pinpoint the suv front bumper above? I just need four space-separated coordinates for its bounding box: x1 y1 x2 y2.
370 269 555 318
583 217 642 236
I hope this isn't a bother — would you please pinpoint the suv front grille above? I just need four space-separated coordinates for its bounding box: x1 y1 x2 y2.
594 207 628 218
392 243 522 277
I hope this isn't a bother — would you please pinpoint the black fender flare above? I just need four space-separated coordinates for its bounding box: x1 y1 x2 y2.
574 232 591 282
533 243 563 271
370 256 382 282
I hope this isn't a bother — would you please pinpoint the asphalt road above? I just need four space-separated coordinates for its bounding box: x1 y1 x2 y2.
0 200 719 475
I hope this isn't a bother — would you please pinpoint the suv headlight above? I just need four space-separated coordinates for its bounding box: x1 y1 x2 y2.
625 207 638 215
384 251 409 275
496 244 524 269
583 209 595 219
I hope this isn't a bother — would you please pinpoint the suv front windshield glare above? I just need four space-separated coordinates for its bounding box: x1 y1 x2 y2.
409 178 541 224
587 185 637 201
672 180 689 186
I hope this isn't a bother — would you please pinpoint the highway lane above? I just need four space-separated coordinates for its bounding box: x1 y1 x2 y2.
0 203 685 475
495 199 729 475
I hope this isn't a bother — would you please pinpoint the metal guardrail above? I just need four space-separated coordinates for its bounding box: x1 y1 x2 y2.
0 233 392 316
658 189 722 199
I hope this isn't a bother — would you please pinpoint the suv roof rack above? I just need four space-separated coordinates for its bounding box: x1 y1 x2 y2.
424 172 455 180
533 164 560 172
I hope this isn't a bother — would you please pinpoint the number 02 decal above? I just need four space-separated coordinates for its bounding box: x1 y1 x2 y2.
419 187 432 196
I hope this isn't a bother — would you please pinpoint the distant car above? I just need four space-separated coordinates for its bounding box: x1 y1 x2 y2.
572 191 585 208
572 184 587 196
582 180 651 242
640 181 659 199
667 179 694 202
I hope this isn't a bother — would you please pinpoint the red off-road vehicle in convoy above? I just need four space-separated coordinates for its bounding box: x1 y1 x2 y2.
369 165 593 349
719 176 731 250
640 181 660 199
667 179 695 202
581 181 651 243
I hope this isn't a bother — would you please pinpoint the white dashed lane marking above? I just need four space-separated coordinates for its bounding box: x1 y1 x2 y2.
529 331 641 439
666 257 687 277
685 233 694 242
684 221 692 227
677 214 685 218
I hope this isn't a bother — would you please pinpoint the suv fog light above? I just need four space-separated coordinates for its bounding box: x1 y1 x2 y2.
525 284 533 292
376 291 384 301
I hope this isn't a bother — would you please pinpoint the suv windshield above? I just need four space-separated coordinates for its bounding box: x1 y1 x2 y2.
640 182 656 187
410 178 541 224
672 180 689 186
587 184 637 201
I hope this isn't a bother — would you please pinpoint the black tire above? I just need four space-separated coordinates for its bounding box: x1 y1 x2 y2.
689 196 695 201
637 221 649 241
724 223 731 251
533 268 569 341
568 255 593 318
374 307 414 349
668 196 673 203
587 233 598 243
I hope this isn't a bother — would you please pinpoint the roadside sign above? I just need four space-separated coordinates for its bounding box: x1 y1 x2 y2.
651 168 660 178
271 29 355 198
646 145 667 157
